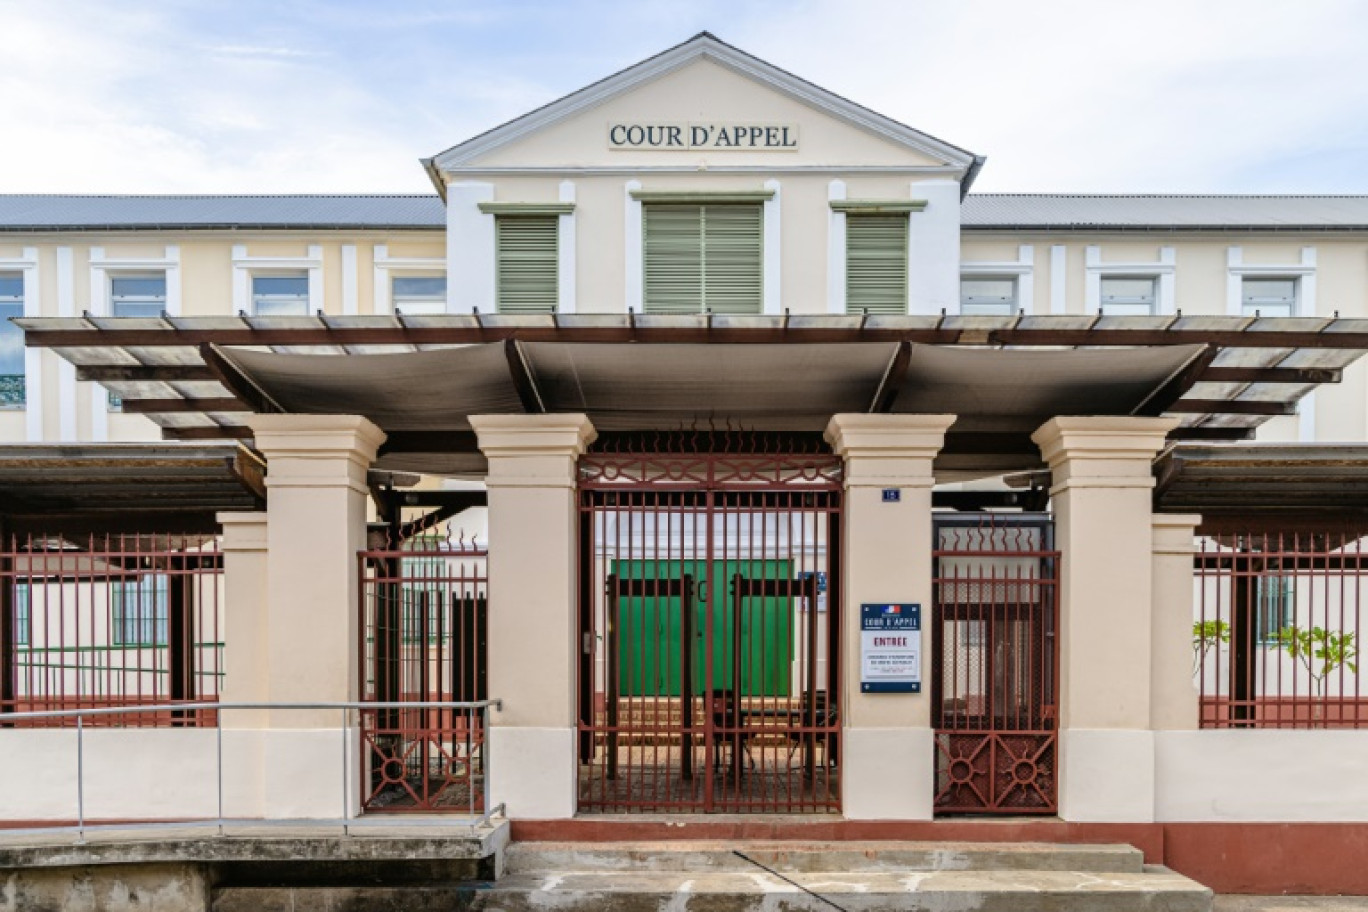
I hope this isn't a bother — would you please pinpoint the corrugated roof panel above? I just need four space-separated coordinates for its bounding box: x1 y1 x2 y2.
963 194 1368 229
0 195 445 230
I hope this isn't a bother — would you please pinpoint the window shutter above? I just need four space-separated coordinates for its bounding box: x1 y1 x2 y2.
496 215 558 313
643 205 703 314
643 204 762 315
701 205 762 315
846 213 908 315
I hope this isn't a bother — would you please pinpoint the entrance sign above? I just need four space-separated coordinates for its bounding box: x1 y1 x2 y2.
861 603 921 693
608 122 799 150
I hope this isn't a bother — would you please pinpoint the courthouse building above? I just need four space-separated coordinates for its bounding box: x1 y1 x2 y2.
3 32 1368 895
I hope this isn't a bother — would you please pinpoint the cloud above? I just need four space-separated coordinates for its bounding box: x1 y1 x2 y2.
0 0 1365 193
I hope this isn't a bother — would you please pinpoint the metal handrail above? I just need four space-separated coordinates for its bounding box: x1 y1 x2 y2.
0 699 505 842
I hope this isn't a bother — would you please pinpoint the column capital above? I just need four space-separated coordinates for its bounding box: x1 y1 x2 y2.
824 414 957 457
248 414 387 459
248 414 386 494
469 413 596 457
217 511 268 552
1032 416 1177 491
1153 513 1202 555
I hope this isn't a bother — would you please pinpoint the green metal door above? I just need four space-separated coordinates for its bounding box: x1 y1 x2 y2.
613 559 792 697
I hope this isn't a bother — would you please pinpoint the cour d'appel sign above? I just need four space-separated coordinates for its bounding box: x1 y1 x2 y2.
608 122 799 150
861 603 921 693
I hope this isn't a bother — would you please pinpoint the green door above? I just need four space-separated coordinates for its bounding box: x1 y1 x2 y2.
614 559 792 698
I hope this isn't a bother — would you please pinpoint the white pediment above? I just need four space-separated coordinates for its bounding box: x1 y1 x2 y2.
428 33 980 174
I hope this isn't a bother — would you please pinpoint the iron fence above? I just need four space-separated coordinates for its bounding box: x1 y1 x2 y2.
359 539 488 812
932 513 1059 815
1195 529 1367 728
0 533 222 727
577 448 843 814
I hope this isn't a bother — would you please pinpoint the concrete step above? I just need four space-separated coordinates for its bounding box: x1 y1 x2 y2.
505 839 1148 875
471 866 1212 911
213 884 479 912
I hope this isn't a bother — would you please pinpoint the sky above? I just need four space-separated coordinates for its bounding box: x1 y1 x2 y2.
2 0 1367 196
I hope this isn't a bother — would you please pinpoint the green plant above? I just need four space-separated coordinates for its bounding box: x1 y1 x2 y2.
1271 625 1359 698
1192 619 1231 675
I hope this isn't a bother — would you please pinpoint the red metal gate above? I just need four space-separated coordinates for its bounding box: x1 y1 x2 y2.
577 434 842 813
358 536 487 812
932 513 1059 815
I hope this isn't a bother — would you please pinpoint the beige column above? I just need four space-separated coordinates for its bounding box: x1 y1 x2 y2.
825 413 955 820
471 414 596 820
1032 416 1177 822
216 512 268 727
1152 513 1202 731
249 414 385 819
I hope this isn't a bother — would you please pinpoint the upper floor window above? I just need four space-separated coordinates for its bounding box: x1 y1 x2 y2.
643 204 762 315
110 273 167 318
960 277 1018 316
846 213 908 315
1241 277 1297 318
495 215 558 314
252 273 310 316
392 276 447 316
0 273 25 409
1100 276 1158 316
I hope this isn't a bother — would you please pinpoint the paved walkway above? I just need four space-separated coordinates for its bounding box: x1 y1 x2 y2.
1216 899 1368 910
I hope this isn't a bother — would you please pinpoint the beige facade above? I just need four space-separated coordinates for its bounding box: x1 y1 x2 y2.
5 32 1368 834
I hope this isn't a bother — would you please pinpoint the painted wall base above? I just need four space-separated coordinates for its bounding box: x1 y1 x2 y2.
488 726 576 820
1157 729 1368 822
842 727 934 820
1059 729 1155 823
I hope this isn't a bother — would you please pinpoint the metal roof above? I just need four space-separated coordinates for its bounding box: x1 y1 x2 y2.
5 192 1368 232
962 194 1368 231
1155 443 1368 524
0 443 265 534
0 195 445 231
15 313 1366 480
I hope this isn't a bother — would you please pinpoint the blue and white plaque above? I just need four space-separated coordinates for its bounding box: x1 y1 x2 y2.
860 603 921 693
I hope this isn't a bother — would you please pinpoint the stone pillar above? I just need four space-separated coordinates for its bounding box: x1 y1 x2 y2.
471 414 596 819
1031 416 1177 822
248 414 385 818
216 512 268 728
825 413 955 820
1152 513 1202 731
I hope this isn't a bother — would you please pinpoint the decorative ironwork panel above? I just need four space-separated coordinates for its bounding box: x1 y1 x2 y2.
359 538 487 813
578 449 842 814
932 514 1058 815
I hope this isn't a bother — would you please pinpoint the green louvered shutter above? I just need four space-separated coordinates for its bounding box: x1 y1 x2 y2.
846 213 908 315
496 215 558 313
643 204 762 314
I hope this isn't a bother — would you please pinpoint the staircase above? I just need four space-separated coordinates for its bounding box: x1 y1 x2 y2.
211 838 1214 911
480 840 1214 911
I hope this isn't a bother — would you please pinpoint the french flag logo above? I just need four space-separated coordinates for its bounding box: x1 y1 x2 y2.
883 605 902 615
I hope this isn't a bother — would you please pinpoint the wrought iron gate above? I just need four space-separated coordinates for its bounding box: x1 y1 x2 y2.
359 537 487 812
932 513 1059 815
577 435 842 813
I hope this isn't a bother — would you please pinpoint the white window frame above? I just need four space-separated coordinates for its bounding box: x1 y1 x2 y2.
232 244 323 315
90 246 181 319
959 245 1034 316
1226 246 1316 318
1085 245 1175 315
373 244 447 315
0 248 39 439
